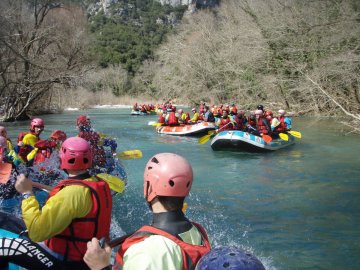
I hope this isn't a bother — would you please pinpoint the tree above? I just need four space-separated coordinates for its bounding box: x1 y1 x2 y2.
0 0 89 121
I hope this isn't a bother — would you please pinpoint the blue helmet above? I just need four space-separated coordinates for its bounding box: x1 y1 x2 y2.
196 246 265 270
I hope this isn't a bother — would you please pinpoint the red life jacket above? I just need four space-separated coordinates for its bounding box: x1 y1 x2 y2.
33 140 57 164
256 118 269 134
219 118 233 130
275 116 287 132
114 222 211 270
168 112 179 126
17 131 37 162
158 114 166 124
45 178 112 261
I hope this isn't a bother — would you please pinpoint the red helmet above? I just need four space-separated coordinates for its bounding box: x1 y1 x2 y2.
51 130 67 142
60 137 92 170
31 118 44 130
76 115 90 127
265 111 273 117
143 153 193 203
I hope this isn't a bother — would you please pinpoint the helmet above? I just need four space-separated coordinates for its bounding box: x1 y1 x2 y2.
278 109 286 116
257 105 264 111
192 108 196 112
143 153 193 203
76 115 90 127
0 136 7 149
237 110 245 116
51 130 67 142
178 109 183 114
255 109 263 115
196 246 265 270
265 111 273 117
30 118 44 130
59 137 92 170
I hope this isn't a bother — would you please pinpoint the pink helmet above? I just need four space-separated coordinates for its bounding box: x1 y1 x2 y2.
60 137 92 170
30 118 44 130
178 109 183 114
143 153 193 203
255 109 263 115
0 136 7 149
191 108 196 112
51 130 67 142
278 109 286 116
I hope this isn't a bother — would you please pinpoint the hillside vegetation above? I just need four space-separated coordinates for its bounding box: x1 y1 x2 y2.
1 0 359 129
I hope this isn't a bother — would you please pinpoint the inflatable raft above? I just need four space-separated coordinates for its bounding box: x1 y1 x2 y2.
130 110 156 116
211 130 295 152
156 122 216 136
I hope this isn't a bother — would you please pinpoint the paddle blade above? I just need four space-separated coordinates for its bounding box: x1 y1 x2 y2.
0 162 12 184
116 150 143 160
279 133 289 141
262 135 273 143
198 134 212 144
288 130 302 138
97 173 126 193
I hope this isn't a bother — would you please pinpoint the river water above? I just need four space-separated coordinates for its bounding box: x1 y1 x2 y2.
2 108 360 270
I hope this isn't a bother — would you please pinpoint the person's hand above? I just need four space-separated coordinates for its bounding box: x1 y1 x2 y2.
84 237 112 270
15 174 33 194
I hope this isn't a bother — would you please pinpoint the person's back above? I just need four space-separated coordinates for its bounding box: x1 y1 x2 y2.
0 137 112 270
84 153 211 270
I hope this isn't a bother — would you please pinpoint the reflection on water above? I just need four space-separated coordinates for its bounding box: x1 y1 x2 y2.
2 111 360 270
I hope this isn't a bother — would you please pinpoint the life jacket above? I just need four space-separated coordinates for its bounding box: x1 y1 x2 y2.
247 117 256 128
256 118 269 134
17 132 38 162
158 114 166 124
32 140 57 164
234 116 247 130
168 112 179 126
275 116 287 133
218 117 233 130
45 178 112 261
114 222 211 270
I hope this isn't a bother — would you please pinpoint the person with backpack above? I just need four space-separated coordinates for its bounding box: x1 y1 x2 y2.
84 153 211 270
0 137 112 270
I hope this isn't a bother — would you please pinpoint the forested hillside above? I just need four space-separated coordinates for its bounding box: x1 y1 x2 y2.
1 0 359 130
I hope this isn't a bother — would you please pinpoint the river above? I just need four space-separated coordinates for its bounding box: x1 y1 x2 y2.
2 108 360 270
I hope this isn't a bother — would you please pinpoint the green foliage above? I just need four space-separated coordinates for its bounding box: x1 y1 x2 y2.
88 0 187 74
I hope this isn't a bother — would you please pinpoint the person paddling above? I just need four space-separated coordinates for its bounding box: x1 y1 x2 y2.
14 118 45 166
84 153 211 270
0 137 112 270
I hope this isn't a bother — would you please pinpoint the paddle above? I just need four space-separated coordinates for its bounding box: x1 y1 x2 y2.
262 134 273 143
0 162 12 184
97 173 126 193
279 133 289 141
115 150 143 160
198 122 232 145
288 130 302 138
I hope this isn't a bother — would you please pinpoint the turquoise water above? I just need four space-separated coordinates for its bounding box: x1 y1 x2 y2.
2 109 360 270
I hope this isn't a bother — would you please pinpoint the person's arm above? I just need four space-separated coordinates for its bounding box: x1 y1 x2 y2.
16 174 92 242
84 238 112 270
